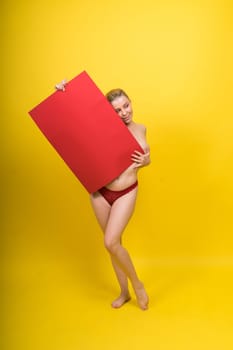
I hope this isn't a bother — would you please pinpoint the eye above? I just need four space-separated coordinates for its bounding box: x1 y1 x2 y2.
115 109 121 113
124 103 129 108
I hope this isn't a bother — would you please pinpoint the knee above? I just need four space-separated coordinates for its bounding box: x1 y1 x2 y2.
104 237 120 255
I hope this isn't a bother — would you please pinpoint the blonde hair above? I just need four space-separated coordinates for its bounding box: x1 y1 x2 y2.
106 89 130 103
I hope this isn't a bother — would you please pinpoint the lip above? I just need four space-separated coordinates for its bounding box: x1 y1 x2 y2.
122 114 130 122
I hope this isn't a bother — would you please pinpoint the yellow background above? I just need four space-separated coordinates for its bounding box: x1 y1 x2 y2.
2 0 233 349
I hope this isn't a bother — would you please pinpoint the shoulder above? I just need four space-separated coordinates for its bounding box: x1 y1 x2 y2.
131 122 150 153
134 122 147 133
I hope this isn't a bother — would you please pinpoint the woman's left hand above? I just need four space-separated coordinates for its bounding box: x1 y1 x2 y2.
131 150 150 168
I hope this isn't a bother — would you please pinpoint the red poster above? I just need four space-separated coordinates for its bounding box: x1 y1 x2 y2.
29 71 143 193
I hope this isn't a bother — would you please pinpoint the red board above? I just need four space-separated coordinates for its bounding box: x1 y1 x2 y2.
29 71 143 193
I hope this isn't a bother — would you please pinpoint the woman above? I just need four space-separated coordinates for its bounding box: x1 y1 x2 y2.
56 82 150 310
90 89 150 310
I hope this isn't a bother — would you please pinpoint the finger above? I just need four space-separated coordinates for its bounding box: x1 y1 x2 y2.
133 150 142 156
55 83 65 91
131 156 140 162
131 154 141 160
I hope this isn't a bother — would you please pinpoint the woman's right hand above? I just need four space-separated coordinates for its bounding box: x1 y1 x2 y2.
55 79 67 91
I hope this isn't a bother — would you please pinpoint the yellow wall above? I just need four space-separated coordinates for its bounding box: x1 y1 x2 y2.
2 0 233 268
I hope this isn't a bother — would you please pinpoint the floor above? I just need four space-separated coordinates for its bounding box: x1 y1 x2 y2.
3 256 233 350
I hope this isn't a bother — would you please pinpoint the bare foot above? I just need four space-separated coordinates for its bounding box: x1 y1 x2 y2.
111 293 131 308
135 284 149 310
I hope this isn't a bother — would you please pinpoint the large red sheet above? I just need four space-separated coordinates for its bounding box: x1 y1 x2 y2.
29 71 143 193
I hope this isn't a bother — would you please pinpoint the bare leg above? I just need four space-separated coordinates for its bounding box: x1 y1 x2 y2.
104 189 149 310
90 193 131 308
110 255 131 308
108 244 148 310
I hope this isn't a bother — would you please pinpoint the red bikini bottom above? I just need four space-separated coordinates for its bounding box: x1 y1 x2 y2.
98 181 138 206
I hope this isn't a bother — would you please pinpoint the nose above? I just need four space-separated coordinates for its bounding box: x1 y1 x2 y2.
121 109 127 116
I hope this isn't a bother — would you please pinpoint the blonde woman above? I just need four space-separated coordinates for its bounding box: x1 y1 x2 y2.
90 89 150 310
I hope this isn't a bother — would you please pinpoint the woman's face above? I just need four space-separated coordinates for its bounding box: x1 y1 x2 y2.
111 95 133 125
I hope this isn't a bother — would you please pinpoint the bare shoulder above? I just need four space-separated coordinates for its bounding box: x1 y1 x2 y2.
130 122 149 152
134 122 147 134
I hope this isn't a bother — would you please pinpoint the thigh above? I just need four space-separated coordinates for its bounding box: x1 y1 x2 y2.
105 187 138 242
90 192 111 231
